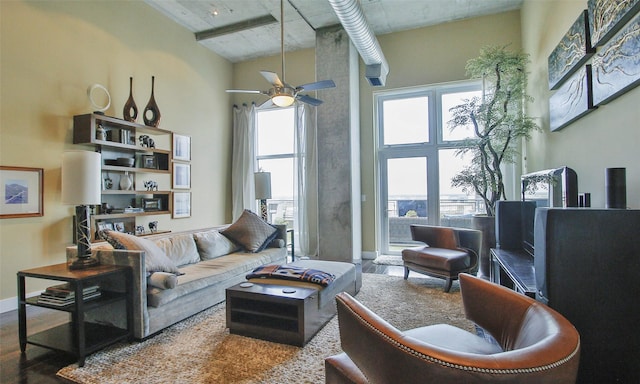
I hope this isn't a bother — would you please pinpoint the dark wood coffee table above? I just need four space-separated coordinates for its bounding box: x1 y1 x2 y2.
226 282 328 346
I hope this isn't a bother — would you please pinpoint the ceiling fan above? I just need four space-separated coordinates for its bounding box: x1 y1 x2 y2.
226 0 336 108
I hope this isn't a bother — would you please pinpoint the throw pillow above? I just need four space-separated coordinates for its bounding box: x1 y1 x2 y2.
220 210 278 253
153 233 200 266
193 230 240 260
147 272 178 289
99 230 181 274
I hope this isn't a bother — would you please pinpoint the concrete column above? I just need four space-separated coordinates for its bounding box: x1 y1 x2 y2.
315 26 361 263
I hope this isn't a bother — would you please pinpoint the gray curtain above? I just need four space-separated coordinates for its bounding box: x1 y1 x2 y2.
295 103 319 257
231 104 256 221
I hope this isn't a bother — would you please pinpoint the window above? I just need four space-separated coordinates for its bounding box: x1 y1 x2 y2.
255 107 295 228
376 81 482 254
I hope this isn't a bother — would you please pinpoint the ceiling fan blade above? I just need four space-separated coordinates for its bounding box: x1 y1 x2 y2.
225 89 263 94
296 79 336 92
260 71 284 87
297 94 324 106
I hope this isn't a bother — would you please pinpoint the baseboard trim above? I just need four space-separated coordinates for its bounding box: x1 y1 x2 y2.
1 291 41 314
362 251 378 260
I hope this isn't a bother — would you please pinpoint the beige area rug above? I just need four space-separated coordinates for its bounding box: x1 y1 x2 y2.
372 254 404 266
58 274 474 384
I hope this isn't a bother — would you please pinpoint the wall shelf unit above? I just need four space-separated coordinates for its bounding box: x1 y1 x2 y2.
73 113 174 240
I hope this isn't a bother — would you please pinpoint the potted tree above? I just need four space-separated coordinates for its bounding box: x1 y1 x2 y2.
448 45 539 278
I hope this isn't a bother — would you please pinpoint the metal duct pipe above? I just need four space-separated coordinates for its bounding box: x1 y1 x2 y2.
327 0 389 86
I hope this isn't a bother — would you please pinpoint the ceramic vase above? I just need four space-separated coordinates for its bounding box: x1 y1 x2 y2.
143 76 161 127
123 77 138 122
120 171 133 191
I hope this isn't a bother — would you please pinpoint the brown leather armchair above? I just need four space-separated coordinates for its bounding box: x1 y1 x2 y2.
402 225 482 292
325 273 581 384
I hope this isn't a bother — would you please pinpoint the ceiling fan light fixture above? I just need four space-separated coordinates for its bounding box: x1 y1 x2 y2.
271 88 296 107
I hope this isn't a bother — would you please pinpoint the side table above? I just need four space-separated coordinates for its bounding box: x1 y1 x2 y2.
17 263 133 367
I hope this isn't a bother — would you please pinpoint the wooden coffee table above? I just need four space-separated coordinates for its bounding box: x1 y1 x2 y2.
226 282 327 346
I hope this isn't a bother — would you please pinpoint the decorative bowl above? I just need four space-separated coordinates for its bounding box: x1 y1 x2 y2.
116 157 135 167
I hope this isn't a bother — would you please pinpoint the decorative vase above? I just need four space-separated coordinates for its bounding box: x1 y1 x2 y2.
96 123 107 141
120 171 133 191
123 77 138 122
143 76 161 127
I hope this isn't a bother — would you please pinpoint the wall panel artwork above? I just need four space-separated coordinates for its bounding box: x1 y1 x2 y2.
550 65 596 131
589 0 640 47
592 12 640 105
548 10 595 90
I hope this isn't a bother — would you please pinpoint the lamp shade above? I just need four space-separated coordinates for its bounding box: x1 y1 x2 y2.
62 151 102 205
254 172 272 200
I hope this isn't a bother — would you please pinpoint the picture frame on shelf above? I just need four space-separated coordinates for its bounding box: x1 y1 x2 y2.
173 163 191 189
173 134 191 162
114 222 125 232
141 154 158 169
142 198 162 211
0 166 44 219
173 192 191 218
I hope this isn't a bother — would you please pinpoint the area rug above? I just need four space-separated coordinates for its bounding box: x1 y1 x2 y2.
372 254 403 266
58 274 473 384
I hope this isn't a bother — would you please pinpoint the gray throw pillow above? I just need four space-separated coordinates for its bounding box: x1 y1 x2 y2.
147 272 178 289
99 230 181 274
220 210 278 252
194 230 240 260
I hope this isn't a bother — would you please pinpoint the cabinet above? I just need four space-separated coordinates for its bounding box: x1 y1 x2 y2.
18 263 133 367
73 113 173 240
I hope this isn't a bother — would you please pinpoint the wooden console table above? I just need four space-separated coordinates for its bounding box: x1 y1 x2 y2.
490 248 536 297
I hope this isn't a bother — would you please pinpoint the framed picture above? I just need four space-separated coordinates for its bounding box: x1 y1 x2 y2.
173 163 191 189
114 222 125 232
141 154 157 169
97 222 114 231
173 192 191 218
0 166 44 219
142 198 162 211
173 134 191 162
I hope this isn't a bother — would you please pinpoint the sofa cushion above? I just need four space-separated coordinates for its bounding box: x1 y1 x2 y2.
193 229 240 260
99 230 181 274
147 272 178 290
153 233 200 266
221 210 277 252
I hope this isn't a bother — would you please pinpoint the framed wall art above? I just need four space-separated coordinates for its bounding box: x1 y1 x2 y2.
0 166 44 219
172 163 191 189
589 0 640 47
549 65 596 131
173 192 191 218
548 10 595 90
172 134 191 162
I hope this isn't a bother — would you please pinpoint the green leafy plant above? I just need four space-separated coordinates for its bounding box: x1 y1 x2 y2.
448 45 540 216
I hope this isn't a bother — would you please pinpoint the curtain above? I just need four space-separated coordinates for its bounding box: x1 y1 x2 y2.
231 104 256 221
295 103 319 257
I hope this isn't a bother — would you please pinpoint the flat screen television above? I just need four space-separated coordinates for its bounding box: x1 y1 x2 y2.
520 166 578 256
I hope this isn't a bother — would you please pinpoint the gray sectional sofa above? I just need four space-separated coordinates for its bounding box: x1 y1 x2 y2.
66 223 287 339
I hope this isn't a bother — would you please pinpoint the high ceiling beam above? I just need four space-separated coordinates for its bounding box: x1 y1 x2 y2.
195 15 278 41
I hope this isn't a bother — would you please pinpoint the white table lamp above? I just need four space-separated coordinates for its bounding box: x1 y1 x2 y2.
254 172 272 221
62 150 102 269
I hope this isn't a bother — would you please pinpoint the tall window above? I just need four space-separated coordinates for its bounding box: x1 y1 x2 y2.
255 107 295 228
376 81 482 254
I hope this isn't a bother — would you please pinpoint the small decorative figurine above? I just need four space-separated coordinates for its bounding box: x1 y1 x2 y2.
149 221 158 233
143 180 158 191
139 135 155 148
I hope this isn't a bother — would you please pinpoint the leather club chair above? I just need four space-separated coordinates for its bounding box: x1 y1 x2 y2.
325 274 581 384
402 225 482 292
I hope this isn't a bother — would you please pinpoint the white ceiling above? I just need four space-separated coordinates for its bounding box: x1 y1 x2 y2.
145 0 524 63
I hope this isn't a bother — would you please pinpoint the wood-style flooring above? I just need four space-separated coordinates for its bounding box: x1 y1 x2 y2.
0 260 402 384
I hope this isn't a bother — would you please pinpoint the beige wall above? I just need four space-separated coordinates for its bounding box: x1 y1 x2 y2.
0 1 232 303
521 0 639 208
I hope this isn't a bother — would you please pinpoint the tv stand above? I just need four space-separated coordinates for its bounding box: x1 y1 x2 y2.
490 248 535 297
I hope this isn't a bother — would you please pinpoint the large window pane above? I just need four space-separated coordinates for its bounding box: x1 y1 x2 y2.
438 149 483 226
256 108 294 156
441 90 481 141
257 158 294 226
382 96 429 145
387 157 428 249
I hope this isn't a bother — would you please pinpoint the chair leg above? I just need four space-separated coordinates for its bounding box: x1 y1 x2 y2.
404 267 409 280
443 278 453 293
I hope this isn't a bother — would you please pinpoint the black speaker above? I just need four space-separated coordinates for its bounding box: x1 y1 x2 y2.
605 168 626 209
495 201 525 249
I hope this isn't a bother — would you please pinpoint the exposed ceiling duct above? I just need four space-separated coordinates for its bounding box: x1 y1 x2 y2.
327 0 389 86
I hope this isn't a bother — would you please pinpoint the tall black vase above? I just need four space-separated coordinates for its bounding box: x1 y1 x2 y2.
143 76 161 127
123 76 138 122
472 215 496 280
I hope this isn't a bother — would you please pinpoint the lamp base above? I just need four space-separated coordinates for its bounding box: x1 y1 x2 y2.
69 256 100 270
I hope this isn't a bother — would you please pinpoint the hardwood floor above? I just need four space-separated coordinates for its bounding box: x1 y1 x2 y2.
0 259 399 384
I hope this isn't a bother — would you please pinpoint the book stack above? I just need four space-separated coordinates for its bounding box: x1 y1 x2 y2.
38 283 101 307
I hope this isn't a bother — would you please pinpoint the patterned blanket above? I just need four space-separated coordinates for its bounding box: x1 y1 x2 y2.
246 264 336 287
